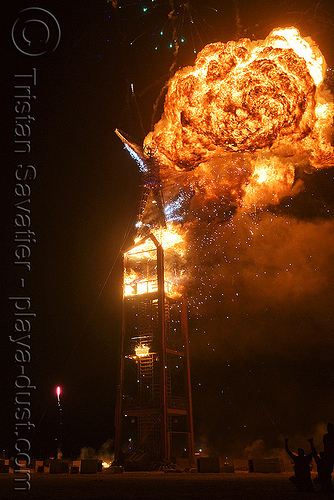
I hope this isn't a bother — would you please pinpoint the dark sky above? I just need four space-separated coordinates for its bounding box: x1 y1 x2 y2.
2 0 334 461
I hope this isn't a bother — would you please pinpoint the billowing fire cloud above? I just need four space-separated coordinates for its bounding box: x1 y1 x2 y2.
117 28 334 345
143 27 334 211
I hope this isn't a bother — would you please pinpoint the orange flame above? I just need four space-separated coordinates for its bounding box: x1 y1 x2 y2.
124 223 185 298
134 344 150 358
143 27 333 209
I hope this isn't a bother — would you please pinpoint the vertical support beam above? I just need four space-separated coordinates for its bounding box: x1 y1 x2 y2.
182 295 195 466
157 244 168 462
114 255 126 464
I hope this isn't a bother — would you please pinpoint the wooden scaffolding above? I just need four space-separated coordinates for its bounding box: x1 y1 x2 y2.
114 233 194 469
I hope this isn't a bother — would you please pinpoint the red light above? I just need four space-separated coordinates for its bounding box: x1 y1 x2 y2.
56 386 61 397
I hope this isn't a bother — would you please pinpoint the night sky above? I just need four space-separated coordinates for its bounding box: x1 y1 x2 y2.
2 0 334 461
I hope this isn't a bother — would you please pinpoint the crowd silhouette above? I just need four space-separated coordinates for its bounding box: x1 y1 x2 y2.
285 423 334 494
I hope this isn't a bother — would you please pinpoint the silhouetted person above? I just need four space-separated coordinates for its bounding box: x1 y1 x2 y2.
324 424 334 467
323 423 334 494
285 437 314 492
308 437 333 493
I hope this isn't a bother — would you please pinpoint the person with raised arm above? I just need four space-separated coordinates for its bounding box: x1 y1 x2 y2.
285 437 314 492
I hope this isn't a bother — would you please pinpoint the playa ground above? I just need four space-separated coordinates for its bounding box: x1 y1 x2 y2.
0 470 328 500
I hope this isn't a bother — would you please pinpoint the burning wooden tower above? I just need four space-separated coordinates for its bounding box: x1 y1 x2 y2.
114 130 194 470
